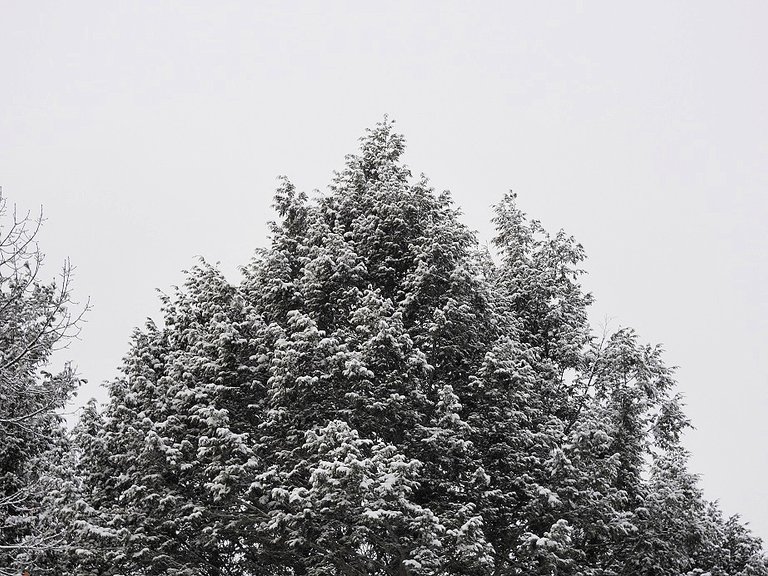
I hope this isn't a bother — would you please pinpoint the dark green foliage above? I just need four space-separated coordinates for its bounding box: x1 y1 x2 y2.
32 121 765 575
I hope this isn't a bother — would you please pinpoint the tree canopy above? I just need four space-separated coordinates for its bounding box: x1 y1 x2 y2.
8 121 767 575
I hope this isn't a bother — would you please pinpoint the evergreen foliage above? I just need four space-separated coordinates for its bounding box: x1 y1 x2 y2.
13 122 767 575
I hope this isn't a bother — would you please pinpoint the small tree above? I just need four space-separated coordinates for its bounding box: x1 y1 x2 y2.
0 191 87 571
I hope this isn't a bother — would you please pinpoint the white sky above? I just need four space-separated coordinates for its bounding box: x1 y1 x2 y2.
2 1 766 539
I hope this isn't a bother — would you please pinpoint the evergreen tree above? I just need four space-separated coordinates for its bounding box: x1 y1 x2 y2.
66 120 766 576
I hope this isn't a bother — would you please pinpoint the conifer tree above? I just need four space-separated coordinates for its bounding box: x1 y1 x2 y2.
66 120 767 576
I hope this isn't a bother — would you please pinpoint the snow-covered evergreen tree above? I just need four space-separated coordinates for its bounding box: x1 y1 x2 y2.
62 120 766 576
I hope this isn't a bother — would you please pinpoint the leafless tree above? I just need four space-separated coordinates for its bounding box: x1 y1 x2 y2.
0 189 89 566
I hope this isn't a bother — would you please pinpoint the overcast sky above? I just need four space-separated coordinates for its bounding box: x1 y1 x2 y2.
2 0 766 539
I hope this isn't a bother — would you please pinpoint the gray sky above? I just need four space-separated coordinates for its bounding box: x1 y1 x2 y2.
2 1 766 538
